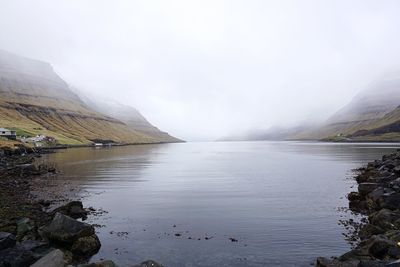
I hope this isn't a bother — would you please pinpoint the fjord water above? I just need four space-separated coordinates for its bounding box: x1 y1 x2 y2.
46 141 400 266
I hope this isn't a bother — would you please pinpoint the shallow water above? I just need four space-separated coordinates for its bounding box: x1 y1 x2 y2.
45 141 400 266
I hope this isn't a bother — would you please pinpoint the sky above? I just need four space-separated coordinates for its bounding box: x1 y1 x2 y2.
1 0 400 141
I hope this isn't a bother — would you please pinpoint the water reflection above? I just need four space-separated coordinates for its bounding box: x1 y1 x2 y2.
44 141 400 267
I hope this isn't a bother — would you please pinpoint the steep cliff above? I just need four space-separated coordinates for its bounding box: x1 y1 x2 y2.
0 50 178 145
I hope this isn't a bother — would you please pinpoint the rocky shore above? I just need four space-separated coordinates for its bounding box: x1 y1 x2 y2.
0 146 163 267
317 149 400 267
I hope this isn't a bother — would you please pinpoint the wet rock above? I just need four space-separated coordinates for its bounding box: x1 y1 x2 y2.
382 193 400 210
369 209 400 231
52 201 88 220
362 235 399 260
359 183 379 196
367 188 385 209
41 213 94 244
30 249 66 267
70 234 101 256
0 220 17 234
349 199 368 211
17 218 35 240
348 192 361 202
0 232 16 250
132 260 164 267
0 245 36 267
359 225 385 240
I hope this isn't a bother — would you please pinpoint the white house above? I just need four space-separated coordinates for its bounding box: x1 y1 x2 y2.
0 128 17 140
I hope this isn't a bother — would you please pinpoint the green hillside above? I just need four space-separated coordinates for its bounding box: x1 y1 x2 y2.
0 49 180 146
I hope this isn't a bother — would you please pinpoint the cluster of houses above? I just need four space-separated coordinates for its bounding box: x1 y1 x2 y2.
0 127 56 147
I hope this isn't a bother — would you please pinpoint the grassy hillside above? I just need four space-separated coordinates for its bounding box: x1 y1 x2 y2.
76 93 182 143
0 49 177 145
293 74 400 141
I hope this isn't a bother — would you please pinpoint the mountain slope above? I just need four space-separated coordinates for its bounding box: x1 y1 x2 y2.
292 73 400 141
0 49 178 145
78 95 181 143
347 106 400 141
226 73 400 142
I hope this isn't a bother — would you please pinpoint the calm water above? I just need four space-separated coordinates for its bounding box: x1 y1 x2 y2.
44 141 400 267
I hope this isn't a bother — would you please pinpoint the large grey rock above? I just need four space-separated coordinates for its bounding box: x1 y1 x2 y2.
359 183 379 196
0 245 36 267
41 213 94 244
70 234 101 256
52 201 88 220
30 249 65 267
0 232 16 250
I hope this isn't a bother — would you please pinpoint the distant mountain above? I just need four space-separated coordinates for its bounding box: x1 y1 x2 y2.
295 73 400 141
77 94 181 143
0 49 180 145
228 73 400 142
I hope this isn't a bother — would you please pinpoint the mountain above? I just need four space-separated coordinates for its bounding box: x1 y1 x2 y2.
228 73 400 142
0 49 180 145
347 105 400 141
294 73 400 141
77 94 181 143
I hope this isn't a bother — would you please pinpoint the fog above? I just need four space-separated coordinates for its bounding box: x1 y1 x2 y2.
1 0 400 141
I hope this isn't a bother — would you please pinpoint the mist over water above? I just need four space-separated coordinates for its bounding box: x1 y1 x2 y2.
44 142 400 266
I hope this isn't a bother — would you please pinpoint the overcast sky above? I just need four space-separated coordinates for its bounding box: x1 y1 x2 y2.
1 0 400 140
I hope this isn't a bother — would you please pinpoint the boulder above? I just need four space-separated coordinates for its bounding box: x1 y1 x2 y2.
369 209 400 230
30 249 66 267
348 192 361 202
17 218 35 240
0 232 16 250
359 235 399 260
382 193 400 210
0 245 36 267
359 225 385 240
359 183 379 196
52 201 88 220
70 234 101 256
41 213 94 244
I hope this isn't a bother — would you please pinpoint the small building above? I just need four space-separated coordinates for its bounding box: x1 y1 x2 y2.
0 128 17 140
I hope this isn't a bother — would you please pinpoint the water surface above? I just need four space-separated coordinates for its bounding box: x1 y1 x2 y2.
45 141 400 266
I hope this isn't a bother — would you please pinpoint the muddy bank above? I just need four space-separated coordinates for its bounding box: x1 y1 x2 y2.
0 146 163 267
317 149 400 267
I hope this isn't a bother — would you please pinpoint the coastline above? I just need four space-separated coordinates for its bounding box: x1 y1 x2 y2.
0 146 164 267
317 149 400 266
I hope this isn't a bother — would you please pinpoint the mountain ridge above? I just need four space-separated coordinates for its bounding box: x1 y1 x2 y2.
0 49 181 145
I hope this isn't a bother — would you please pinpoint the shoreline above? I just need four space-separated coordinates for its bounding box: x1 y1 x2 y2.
317 149 400 266
3 143 400 266
0 146 163 267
